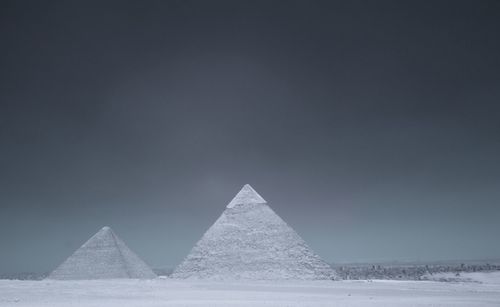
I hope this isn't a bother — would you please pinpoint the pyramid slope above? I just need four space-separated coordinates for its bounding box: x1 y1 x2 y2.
172 185 336 280
47 227 156 280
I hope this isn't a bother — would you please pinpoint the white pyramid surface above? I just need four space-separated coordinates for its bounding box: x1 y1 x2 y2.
226 184 266 208
172 184 337 280
47 226 156 280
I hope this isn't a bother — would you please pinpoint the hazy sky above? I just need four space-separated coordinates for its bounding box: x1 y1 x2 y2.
1 1 500 274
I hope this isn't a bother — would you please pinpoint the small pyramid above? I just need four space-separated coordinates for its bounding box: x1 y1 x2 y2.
172 184 337 280
47 226 156 280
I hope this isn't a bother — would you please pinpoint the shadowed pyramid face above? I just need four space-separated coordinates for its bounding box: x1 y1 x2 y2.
172 184 337 280
48 226 156 280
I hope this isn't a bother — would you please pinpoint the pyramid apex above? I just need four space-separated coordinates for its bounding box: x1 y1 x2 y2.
100 226 112 232
227 184 266 208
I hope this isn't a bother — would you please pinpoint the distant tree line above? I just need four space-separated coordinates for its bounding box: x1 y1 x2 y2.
0 272 47 280
334 263 500 280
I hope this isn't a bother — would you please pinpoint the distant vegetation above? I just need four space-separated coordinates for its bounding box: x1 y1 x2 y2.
0 272 47 280
334 262 500 281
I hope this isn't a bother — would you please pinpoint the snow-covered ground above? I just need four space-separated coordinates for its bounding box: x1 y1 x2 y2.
1 274 500 307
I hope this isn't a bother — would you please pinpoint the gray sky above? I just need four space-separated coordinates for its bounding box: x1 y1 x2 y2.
1 0 500 274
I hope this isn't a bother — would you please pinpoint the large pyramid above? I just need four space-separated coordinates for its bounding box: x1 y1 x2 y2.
48 226 156 280
172 184 336 280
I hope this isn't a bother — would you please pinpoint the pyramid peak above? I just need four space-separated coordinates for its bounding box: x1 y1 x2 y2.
100 226 112 232
227 184 266 208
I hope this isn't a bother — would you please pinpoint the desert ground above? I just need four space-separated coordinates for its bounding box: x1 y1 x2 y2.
1 272 499 307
